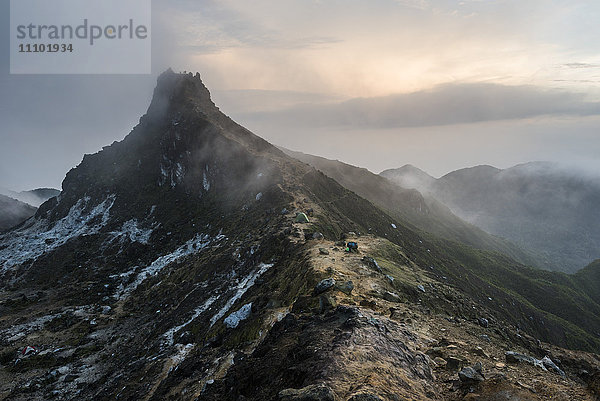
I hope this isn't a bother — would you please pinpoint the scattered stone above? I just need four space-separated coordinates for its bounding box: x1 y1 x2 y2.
417 284 426 293
478 317 489 328
313 232 325 240
542 356 566 378
505 351 546 370
281 208 289 215
278 383 338 401
458 366 485 384
383 291 402 303
433 357 447 368
319 248 329 255
472 346 489 358
495 362 506 369
516 381 537 393
362 256 382 272
385 274 394 283
426 347 445 359
336 281 354 295
446 357 466 371
314 278 336 295
479 334 491 343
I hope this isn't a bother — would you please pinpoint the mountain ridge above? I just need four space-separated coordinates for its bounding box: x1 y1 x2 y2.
0 194 37 232
284 149 542 268
0 71 599 400
382 161 600 272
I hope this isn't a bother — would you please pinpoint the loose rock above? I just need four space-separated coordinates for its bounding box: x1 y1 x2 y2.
336 281 354 295
383 291 402 303
458 366 485 384
542 356 566 378
314 278 336 295
362 257 382 272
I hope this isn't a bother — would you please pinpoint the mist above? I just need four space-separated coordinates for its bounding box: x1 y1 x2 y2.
1 0 600 192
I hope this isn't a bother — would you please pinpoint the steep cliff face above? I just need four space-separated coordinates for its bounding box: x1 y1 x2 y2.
0 71 599 401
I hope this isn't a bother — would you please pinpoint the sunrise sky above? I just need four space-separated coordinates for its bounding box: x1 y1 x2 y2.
1 0 600 190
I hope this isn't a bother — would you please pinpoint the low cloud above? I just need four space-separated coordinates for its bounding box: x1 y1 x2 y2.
237 83 600 128
562 63 600 69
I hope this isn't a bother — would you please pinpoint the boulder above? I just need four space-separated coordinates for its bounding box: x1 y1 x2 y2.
458 366 485 384
278 383 338 401
362 257 382 272
336 281 354 295
446 356 466 371
313 232 325 240
505 351 546 370
319 248 329 255
433 357 447 368
383 291 402 303
542 356 566 378
314 278 336 295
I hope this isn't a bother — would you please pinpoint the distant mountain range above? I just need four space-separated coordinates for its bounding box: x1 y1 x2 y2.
0 188 60 231
0 194 36 232
282 149 541 268
381 162 600 273
0 187 60 207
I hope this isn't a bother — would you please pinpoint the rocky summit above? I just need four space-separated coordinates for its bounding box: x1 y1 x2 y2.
0 70 599 401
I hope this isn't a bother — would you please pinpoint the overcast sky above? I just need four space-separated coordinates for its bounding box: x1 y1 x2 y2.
1 0 600 190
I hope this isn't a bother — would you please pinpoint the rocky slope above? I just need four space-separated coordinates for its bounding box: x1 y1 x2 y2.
0 70 599 400
381 163 600 273
0 195 36 232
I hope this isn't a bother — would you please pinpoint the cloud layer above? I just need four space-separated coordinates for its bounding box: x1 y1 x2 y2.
235 83 600 128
